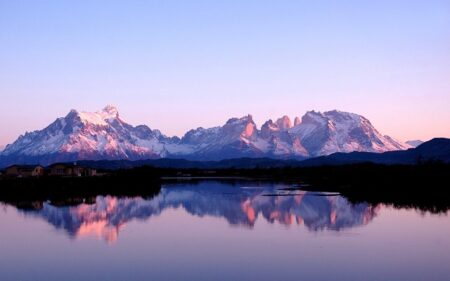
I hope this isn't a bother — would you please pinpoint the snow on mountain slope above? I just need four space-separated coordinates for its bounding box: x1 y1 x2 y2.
0 106 411 166
289 110 411 156
180 115 269 160
1 106 176 163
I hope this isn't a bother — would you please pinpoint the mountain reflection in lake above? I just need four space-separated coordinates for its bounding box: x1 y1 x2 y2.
1 180 450 281
15 181 378 242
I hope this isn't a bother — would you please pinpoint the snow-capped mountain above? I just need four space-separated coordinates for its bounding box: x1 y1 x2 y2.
0 106 411 166
180 115 267 160
288 110 409 156
0 105 182 165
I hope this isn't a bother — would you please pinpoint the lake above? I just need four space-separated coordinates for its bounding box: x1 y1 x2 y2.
1 180 449 281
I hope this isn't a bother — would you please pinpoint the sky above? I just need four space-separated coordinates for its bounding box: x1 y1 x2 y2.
0 0 449 147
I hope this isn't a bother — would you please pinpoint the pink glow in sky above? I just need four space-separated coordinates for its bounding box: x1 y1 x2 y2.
1 1 449 146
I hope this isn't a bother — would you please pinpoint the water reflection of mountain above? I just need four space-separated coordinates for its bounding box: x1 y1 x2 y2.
18 181 379 242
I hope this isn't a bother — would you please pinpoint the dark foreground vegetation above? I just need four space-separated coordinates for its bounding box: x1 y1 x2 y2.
1 163 449 213
295 163 450 213
0 168 163 207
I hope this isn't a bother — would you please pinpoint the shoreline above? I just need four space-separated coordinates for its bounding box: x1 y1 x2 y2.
1 163 449 213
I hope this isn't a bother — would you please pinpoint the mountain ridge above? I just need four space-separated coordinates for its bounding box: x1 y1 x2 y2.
1 138 448 170
0 105 412 167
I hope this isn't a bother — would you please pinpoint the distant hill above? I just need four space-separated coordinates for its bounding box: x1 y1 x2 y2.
75 157 301 170
298 138 450 166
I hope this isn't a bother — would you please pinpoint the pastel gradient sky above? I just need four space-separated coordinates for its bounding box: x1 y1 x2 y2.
1 0 449 147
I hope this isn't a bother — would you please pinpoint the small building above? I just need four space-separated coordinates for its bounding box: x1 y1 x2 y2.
49 163 96 177
5 165 45 177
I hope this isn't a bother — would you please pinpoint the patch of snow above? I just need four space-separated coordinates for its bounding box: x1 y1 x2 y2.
250 138 270 153
134 137 166 155
78 112 109 126
77 105 120 126
165 143 195 155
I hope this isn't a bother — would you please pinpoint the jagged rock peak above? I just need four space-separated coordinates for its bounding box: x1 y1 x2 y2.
275 115 292 130
302 110 326 124
102 105 119 116
226 114 255 125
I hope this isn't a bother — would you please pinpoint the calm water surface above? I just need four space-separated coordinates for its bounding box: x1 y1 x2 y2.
1 181 449 281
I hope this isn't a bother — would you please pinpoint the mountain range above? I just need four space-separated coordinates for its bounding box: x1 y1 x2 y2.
55 138 447 171
0 105 413 167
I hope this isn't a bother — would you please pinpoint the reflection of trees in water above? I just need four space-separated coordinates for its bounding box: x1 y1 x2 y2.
17 182 379 243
